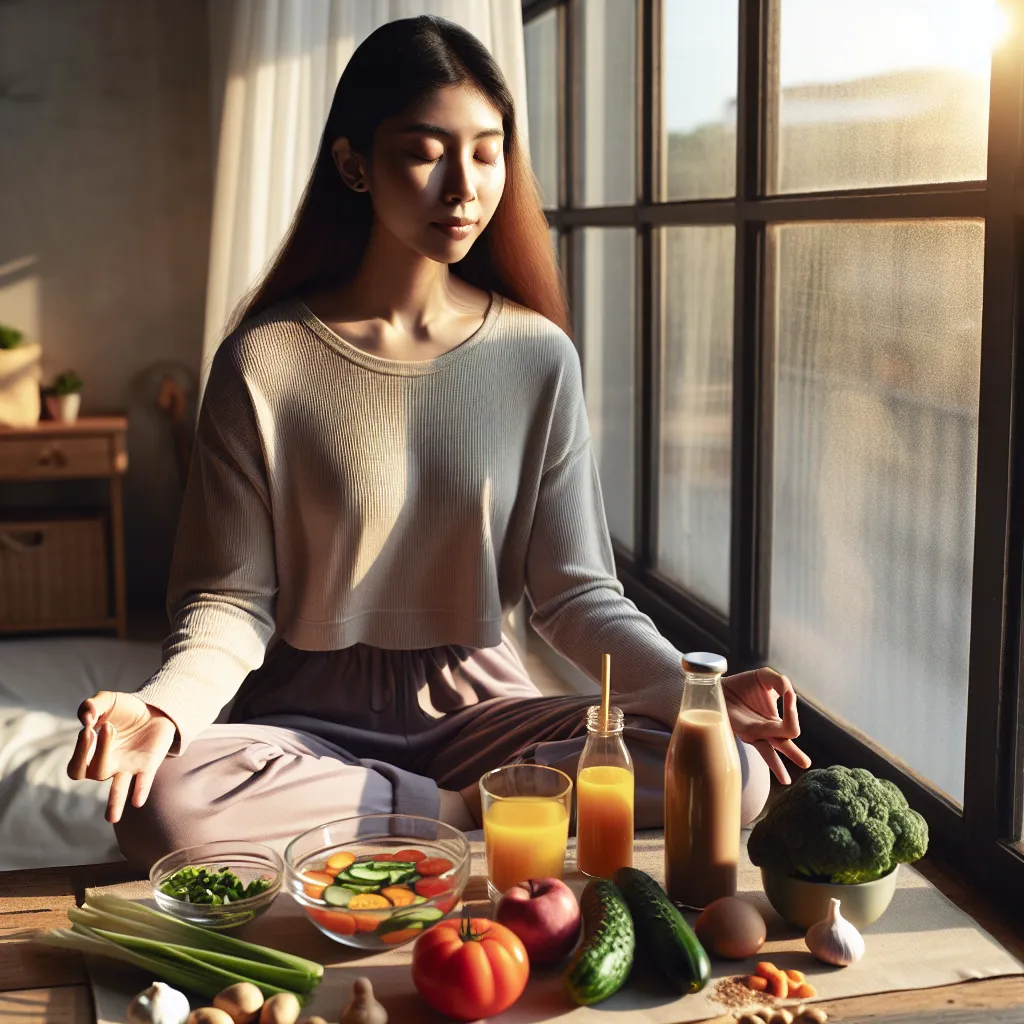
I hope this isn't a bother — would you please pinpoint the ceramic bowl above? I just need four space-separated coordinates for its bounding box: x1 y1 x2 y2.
150 840 283 929
284 813 470 950
760 865 899 930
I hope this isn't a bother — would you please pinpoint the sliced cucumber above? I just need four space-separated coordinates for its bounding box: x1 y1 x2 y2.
387 869 416 886
391 906 444 924
323 886 353 907
375 860 416 871
378 917 425 937
347 864 391 883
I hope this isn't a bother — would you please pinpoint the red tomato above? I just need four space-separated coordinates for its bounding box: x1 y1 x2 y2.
394 849 426 862
374 853 396 862
412 916 529 1021
415 876 453 899
417 857 454 876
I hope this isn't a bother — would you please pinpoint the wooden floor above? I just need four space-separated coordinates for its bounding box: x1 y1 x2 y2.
2 854 1023 1023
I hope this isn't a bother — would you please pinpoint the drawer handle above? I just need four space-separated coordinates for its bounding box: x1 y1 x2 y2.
37 446 69 467
0 530 45 553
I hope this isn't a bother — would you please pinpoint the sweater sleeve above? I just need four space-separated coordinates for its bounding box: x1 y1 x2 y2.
133 345 277 755
524 350 684 728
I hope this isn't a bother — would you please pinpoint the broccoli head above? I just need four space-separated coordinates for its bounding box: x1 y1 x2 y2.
747 765 929 884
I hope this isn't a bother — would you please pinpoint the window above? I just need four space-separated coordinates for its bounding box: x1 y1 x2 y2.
524 9 561 207
524 0 1024 914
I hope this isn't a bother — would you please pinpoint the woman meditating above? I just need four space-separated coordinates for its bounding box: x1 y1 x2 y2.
67 17 809 869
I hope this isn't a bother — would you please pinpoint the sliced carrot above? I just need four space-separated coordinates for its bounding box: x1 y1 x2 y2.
755 961 779 980
380 926 422 945
301 870 335 900
791 981 817 999
786 969 806 984
769 973 788 999
350 912 382 932
417 857 454 876
746 975 769 992
326 850 356 872
348 893 391 910
381 886 417 907
306 906 356 935
394 849 426 862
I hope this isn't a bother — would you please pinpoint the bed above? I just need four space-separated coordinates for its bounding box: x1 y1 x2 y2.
0 637 161 870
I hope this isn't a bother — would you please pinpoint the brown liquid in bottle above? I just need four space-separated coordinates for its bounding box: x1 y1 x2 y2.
664 707 742 909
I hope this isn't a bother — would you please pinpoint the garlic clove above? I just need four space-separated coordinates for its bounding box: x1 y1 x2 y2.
805 897 865 967
127 982 191 1024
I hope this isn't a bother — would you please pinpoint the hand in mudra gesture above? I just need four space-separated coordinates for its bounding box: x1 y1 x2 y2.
723 667 812 784
66 690 178 824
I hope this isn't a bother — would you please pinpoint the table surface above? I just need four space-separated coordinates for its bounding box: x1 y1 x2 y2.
2 858 1023 1024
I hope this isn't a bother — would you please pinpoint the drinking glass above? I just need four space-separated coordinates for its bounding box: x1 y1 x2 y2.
480 764 573 900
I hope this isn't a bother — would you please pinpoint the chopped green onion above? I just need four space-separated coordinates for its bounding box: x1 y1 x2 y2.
159 864 272 904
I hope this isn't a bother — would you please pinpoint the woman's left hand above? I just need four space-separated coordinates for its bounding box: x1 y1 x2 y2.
722 667 811 784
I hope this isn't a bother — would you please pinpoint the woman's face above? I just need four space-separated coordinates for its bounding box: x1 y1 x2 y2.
341 83 507 264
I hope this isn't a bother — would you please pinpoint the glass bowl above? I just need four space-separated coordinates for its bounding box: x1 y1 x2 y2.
150 841 283 929
284 814 470 950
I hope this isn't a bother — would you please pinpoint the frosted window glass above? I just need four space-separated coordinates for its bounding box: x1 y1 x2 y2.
768 0 993 193
770 220 984 803
525 10 559 208
575 0 636 207
578 228 636 548
657 227 734 612
663 0 738 200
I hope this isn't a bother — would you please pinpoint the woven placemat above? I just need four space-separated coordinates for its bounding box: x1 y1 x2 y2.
86 830 1023 1023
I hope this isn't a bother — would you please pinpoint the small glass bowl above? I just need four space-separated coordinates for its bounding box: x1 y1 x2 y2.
150 841 283 929
284 814 470 950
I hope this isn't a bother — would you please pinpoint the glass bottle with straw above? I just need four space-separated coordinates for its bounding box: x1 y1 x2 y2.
575 653 635 877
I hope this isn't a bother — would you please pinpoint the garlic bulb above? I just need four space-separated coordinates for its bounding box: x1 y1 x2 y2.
127 982 191 1024
805 898 865 966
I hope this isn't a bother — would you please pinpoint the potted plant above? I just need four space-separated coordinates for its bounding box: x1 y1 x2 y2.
44 370 84 423
748 765 929 929
0 323 42 427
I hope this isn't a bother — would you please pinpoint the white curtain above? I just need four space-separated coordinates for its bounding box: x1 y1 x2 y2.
201 0 528 386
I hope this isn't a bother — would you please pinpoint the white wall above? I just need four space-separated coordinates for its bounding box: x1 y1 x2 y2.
0 0 214 607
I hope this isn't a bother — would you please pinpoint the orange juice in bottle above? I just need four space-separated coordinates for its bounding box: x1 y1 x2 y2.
576 705 635 877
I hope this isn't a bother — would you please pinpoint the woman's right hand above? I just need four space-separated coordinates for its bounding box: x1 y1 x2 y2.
66 691 179 824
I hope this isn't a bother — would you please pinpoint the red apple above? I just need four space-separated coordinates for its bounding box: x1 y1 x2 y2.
495 878 581 966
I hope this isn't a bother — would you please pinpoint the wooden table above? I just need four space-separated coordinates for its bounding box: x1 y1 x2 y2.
0 417 129 637
2 859 1023 1023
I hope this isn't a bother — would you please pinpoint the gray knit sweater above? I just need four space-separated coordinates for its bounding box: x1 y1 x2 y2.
135 292 685 754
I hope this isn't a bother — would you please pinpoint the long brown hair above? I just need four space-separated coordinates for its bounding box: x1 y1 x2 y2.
231 16 570 336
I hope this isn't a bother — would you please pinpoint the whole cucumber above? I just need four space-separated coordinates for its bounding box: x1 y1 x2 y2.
613 867 711 993
563 878 635 1005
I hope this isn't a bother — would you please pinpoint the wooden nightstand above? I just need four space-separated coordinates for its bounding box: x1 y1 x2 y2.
0 417 128 637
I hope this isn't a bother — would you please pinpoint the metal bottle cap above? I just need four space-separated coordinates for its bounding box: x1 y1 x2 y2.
681 651 728 677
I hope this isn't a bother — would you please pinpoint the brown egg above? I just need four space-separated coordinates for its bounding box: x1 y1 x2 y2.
694 896 767 959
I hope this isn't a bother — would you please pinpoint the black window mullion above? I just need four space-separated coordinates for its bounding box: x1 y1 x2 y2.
728 0 769 666
638 0 657 569
962 18 1024 851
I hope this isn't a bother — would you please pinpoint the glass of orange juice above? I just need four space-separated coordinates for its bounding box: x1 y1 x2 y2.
480 764 573 900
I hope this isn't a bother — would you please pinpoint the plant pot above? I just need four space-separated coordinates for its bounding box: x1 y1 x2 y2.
0 343 42 427
760 866 899 930
45 393 81 423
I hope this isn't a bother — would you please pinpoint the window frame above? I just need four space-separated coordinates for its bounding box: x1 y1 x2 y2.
523 0 1024 914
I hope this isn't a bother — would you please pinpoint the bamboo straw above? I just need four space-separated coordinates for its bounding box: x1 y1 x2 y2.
600 652 611 731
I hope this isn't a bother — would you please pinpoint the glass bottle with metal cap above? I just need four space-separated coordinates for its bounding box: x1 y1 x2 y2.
664 651 742 908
